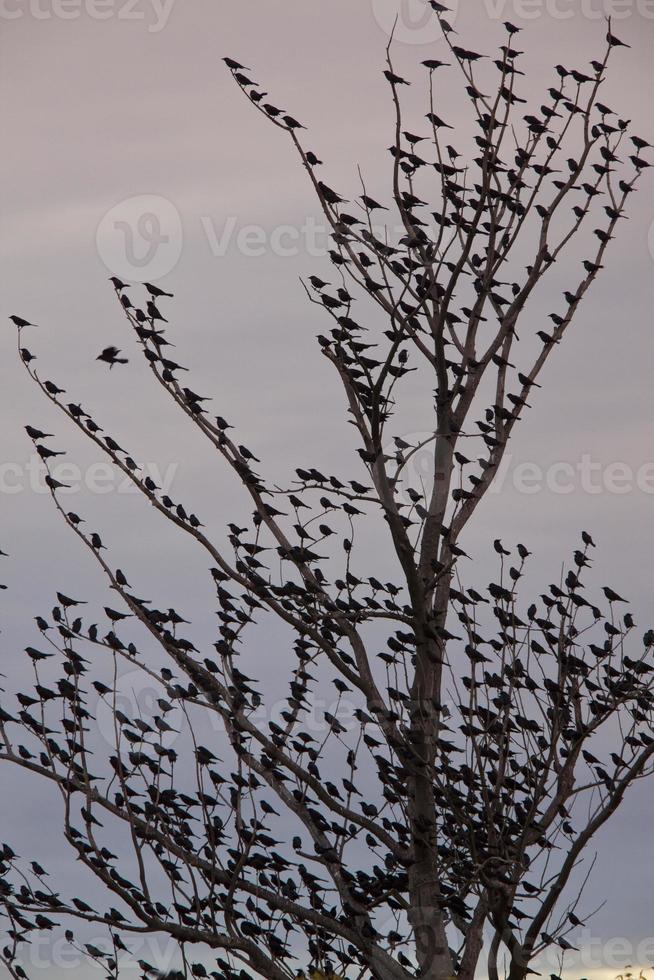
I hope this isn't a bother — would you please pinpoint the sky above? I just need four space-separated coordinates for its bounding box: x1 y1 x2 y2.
2 1 654 978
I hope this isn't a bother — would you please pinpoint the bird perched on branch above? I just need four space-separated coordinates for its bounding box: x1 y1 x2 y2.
9 315 36 329
222 57 249 71
144 282 173 299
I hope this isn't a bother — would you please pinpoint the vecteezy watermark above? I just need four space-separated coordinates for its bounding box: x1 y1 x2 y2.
0 456 179 496
98 208 417 273
200 214 346 260
96 194 183 282
471 0 654 21
0 0 175 31
371 0 460 44
386 433 654 504
492 454 654 496
19 931 181 973
370 0 654 40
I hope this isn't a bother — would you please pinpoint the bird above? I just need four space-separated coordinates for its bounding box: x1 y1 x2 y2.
144 282 174 298
25 426 53 440
422 60 450 70
318 182 345 206
223 57 249 71
238 445 260 462
383 69 409 85
603 586 628 603
146 300 167 322
104 607 131 623
45 475 69 490
573 550 591 569
283 115 305 130
606 30 630 48
97 346 128 368
425 112 453 129
57 592 86 608
9 315 36 329
402 131 425 146
25 646 52 662
452 46 487 63
360 195 388 211
233 72 256 87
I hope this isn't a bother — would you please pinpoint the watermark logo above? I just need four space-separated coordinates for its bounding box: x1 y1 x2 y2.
371 0 460 44
0 0 176 31
371 0 653 40
477 0 654 21
387 432 654 505
96 194 183 282
0 457 179 497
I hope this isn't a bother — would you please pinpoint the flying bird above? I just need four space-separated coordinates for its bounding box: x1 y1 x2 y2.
97 346 128 368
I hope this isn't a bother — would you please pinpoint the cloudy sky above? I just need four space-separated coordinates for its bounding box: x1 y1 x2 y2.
2 1 654 978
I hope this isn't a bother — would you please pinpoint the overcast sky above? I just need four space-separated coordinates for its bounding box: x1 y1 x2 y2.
2 2 654 978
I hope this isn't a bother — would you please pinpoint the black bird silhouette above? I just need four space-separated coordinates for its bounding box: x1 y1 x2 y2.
57 592 86 608
318 182 345 206
422 60 450 70
147 301 167 322
606 30 630 48
425 112 453 129
603 586 628 603
144 282 174 298
223 57 249 71
384 70 409 86
9 315 36 328
97 346 128 368
360 195 387 211
25 425 53 440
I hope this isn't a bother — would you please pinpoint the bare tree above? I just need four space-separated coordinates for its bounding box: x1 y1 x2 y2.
2 10 653 980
